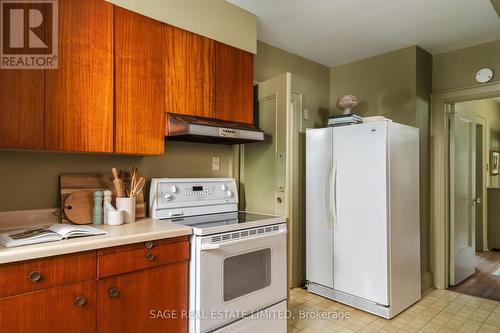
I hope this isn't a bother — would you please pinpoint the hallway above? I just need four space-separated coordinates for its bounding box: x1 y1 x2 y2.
450 251 500 301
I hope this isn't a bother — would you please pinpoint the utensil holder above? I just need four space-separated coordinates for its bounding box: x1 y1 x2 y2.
116 197 136 223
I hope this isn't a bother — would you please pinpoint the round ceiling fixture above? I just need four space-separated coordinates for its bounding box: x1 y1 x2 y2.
475 68 494 83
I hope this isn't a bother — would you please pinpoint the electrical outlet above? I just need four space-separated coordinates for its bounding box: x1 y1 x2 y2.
212 157 220 171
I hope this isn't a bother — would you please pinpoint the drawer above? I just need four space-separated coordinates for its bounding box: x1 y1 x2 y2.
0 251 97 298
98 236 189 278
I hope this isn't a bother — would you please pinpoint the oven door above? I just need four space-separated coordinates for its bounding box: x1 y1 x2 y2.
195 224 287 333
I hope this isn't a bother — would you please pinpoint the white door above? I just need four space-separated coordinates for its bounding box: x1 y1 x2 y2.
333 122 389 305
241 73 291 217
241 72 301 287
449 110 476 285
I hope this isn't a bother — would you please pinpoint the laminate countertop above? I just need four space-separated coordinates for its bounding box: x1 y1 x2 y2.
0 219 192 265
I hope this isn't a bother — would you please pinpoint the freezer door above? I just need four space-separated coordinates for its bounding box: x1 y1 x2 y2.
333 122 389 306
306 128 334 288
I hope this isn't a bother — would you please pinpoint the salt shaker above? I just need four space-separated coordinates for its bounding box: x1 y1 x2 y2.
103 190 113 225
92 191 104 225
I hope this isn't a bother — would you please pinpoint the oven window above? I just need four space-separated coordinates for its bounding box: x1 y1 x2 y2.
223 248 271 302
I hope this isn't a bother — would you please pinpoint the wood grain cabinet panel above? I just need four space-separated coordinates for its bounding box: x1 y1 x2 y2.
97 263 188 333
215 42 254 124
114 8 165 155
0 251 97 298
0 69 45 149
98 236 189 278
165 25 215 118
44 0 114 152
0 280 96 333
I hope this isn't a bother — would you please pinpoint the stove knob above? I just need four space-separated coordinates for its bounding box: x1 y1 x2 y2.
170 185 177 193
164 193 173 201
225 190 233 198
220 184 227 191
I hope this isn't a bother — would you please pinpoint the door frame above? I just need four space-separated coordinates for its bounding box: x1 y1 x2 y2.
431 82 500 289
474 117 488 252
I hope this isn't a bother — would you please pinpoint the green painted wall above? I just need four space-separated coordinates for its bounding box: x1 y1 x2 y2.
330 46 433 293
433 39 500 92
0 141 233 211
254 41 331 127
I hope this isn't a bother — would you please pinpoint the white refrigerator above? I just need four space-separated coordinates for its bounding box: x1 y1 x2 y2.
306 120 421 319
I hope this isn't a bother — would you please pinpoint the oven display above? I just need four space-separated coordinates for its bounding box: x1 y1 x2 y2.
192 186 203 192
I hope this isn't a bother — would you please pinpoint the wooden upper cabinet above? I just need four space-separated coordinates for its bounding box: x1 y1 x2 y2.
0 69 44 149
165 25 215 118
44 0 114 153
114 8 165 155
215 42 254 124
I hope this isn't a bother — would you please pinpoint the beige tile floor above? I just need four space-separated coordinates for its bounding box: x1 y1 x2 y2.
289 287 500 333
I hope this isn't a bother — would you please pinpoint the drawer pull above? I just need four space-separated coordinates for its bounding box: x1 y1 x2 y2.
109 287 120 298
145 241 154 249
146 252 156 261
74 296 86 307
28 271 42 282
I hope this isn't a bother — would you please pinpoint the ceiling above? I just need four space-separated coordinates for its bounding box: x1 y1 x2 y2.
227 0 500 67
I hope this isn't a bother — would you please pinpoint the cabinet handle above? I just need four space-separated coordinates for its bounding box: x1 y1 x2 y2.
146 252 156 261
145 241 154 249
109 287 120 298
28 271 42 282
74 296 86 307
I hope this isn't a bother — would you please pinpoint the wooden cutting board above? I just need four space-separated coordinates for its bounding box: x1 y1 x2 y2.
63 190 94 224
60 174 146 224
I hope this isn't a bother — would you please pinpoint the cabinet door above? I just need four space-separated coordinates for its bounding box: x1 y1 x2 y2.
114 8 165 155
215 43 254 124
165 25 215 118
0 280 96 333
97 263 188 333
0 70 44 149
45 0 114 152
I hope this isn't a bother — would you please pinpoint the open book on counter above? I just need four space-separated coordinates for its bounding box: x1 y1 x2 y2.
0 224 107 248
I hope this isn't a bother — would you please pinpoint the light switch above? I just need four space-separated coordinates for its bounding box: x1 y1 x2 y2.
212 157 220 171
303 108 309 120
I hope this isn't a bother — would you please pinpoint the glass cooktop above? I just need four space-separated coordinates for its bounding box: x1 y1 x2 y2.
166 211 285 236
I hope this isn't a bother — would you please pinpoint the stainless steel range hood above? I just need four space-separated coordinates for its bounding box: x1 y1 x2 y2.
166 113 264 144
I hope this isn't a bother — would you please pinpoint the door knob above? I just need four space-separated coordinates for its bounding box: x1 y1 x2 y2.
473 198 482 205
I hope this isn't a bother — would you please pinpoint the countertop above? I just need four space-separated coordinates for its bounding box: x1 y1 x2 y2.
0 218 192 265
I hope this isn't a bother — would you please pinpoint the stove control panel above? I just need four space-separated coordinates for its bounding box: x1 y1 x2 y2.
149 178 239 219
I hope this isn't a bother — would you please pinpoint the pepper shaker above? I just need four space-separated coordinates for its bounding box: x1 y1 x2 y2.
92 191 104 225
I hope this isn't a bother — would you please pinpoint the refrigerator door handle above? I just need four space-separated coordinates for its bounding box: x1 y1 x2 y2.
332 162 338 229
326 167 334 228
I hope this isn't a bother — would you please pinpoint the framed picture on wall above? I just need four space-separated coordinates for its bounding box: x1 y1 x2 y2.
490 151 499 176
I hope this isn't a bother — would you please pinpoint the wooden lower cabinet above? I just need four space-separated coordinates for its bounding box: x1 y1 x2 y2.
0 280 96 333
97 262 188 333
0 237 189 333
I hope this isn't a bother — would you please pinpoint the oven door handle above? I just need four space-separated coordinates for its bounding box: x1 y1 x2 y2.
201 230 287 251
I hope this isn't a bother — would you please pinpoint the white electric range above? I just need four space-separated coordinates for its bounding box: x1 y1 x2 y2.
150 178 287 333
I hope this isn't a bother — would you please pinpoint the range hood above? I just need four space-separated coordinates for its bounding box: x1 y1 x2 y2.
166 113 265 144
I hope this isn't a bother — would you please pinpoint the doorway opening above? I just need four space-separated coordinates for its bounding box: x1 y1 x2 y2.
448 97 500 301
